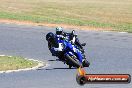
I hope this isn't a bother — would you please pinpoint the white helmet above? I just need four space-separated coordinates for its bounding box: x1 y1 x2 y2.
56 27 63 35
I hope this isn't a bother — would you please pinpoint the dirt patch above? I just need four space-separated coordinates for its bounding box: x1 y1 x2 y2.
0 19 112 31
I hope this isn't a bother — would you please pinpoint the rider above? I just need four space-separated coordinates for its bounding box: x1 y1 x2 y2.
55 27 86 61
55 27 85 52
46 27 89 67
46 27 86 59
46 30 65 60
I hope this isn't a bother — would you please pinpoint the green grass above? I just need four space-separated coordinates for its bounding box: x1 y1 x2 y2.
0 0 132 32
0 56 38 71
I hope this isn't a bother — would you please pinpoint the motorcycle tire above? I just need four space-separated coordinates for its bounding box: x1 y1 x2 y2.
82 59 90 67
65 54 81 68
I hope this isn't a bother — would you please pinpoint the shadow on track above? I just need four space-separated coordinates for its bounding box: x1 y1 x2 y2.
37 59 77 70
45 67 76 70
48 59 63 62
48 59 57 62
37 67 76 71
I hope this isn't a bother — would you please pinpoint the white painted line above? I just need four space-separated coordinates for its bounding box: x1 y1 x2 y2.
102 31 111 33
0 55 48 74
0 55 6 56
102 31 129 34
119 32 128 33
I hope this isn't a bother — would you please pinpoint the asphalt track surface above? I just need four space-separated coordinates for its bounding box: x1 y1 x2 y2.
0 23 132 88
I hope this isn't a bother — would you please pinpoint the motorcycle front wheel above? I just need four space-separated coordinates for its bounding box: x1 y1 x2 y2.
65 54 81 68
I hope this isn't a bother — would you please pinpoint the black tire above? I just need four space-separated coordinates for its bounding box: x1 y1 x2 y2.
65 54 81 68
83 59 90 67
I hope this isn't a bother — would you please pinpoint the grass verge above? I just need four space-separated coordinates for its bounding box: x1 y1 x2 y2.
0 56 38 71
0 0 132 32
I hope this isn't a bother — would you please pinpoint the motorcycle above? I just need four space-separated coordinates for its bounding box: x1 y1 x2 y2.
46 32 90 68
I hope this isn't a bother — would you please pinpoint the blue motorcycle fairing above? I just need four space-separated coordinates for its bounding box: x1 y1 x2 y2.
54 34 83 63
64 40 83 63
